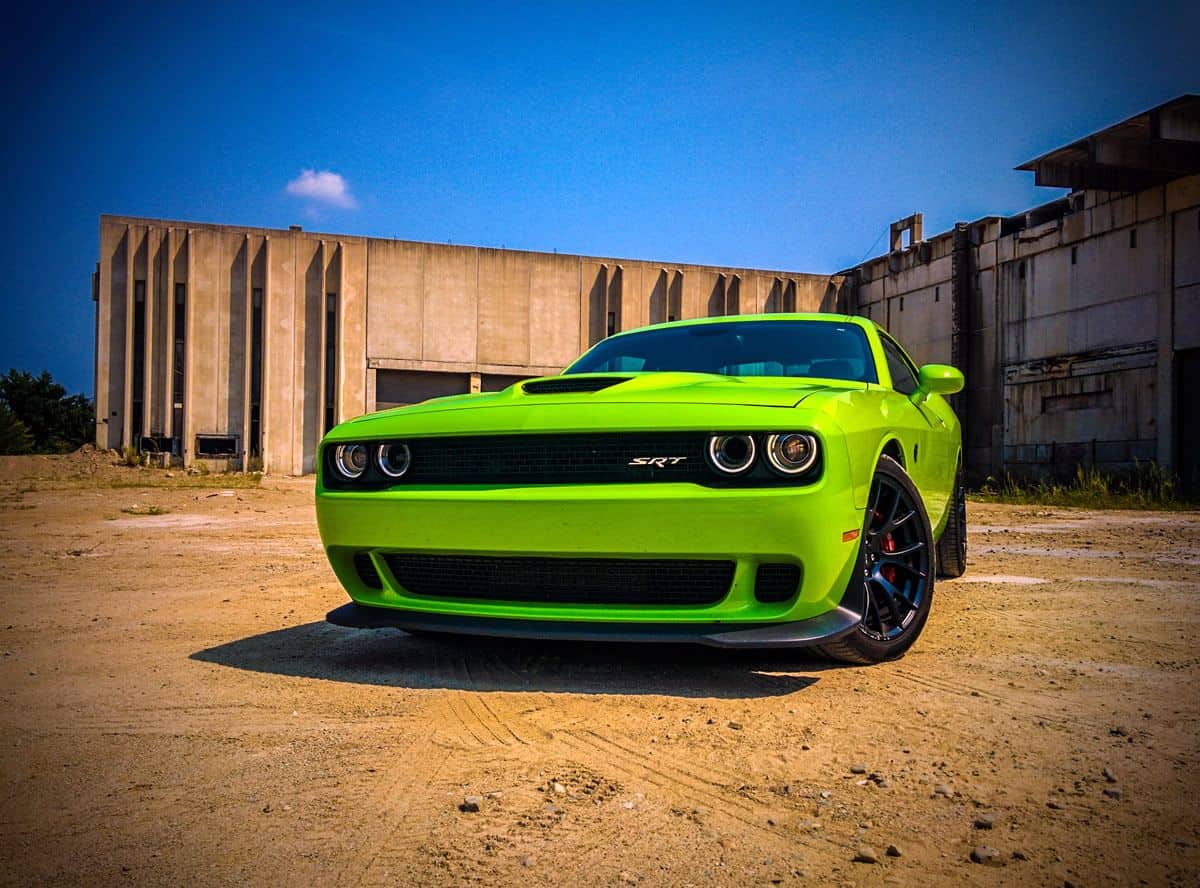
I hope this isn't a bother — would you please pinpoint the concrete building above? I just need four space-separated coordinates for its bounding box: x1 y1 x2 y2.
838 95 1200 490
92 221 837 473
92 95 1200 489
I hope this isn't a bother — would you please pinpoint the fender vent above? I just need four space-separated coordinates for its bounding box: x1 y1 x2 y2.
522 377 629 395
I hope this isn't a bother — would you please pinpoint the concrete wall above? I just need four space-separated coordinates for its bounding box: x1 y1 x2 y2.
846 174 1200 484
96 216 834 474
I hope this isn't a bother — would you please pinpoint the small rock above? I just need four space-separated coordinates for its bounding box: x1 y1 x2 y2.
552 782 566 795
619 872 637 884
1102 786 1123 800
460 795 483 813
819 790 832 799
261 804 272 814
521 856 533 867
970 846 1005 866
877 778 892 789
849 763 868 775
1109 725 1129 737
886 845 902 858
622 800 635 809
974 813 995 830
727 721 743 730
933 784 953 798
1012 850 1029 861
1102 767 1117 783
1046 799 1063 810
543 802 563 816
853 846 878 864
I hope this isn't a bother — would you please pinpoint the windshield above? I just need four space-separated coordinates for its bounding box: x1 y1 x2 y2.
566 320 878 382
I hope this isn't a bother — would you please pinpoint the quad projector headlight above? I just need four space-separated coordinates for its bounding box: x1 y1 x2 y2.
332 443 370 479
706 434 757 475
765 433 819 475
376 442 412 478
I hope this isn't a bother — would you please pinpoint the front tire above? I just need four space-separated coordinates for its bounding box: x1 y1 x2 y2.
817 455 935 664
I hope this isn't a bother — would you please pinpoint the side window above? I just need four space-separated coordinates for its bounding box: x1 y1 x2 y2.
881 338 919 396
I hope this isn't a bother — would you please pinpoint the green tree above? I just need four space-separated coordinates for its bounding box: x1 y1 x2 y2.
0 369 94 453
0 405 34 455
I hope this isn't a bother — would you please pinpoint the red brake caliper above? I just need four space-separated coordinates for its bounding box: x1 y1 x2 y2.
881 533 897 584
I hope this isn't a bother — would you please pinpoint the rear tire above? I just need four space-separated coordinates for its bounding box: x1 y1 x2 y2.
936 462 968 579
817 455 935 665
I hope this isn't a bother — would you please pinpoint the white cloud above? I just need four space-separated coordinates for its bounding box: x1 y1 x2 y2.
285 169 357 209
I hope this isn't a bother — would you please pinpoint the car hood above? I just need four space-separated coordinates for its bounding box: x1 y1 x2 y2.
334 372 865 437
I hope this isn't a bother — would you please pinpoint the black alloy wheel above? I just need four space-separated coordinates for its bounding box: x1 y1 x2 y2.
818 454 935 664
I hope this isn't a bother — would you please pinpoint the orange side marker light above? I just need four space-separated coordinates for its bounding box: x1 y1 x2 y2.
842 529 860 543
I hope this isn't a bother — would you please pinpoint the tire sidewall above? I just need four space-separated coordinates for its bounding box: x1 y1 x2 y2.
846 454 936 662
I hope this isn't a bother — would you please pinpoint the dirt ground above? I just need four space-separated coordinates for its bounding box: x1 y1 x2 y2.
0 451 1197 887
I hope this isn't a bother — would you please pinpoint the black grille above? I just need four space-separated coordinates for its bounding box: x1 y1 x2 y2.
522 377 630 395
403 432 708 485
353 552 382 589
754 563 801 603
382 553 734 605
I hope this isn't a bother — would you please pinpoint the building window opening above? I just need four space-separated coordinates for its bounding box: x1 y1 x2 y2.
172 283 186 453
1018 261 1026 280
899 296 905 312
249 287 264 456
1129 228 1137 248
131 281 147 443
1071 246 1078 265
324 292 338 434
606 311 616 337
195 434 237 457
934 286 940 302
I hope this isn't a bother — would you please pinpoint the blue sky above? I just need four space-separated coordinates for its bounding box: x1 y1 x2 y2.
1 1 1196 396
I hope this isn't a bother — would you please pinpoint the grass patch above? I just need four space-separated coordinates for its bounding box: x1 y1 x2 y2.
106 472 262 490
972 463 1194 511
120 504 170 516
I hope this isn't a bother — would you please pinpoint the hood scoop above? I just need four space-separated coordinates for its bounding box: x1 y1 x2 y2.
522 376 630 395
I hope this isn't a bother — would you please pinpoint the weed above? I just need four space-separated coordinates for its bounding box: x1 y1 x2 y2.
119 504 169 516
973 462 1192 510
120 446 146 468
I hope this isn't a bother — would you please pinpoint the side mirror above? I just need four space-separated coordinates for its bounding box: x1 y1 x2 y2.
912 364 964 402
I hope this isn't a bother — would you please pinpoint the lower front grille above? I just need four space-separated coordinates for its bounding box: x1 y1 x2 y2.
382 553 734 605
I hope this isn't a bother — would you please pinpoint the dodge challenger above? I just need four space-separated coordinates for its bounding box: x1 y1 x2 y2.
317 314 966 663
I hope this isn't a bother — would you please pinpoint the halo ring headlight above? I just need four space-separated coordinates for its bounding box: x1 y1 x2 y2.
376 442 412 479
333 443 369 479
706 434 757 476
765 433 818 475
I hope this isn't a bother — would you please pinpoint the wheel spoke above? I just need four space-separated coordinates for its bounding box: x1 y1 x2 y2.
884 540 924 557
879 557 927 580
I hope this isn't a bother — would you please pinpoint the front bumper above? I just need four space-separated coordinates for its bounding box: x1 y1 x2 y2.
316 471 866 634
327 570 865 647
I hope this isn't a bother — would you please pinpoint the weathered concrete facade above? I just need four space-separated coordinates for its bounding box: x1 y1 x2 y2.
93 219 838 473
841 95 1200 490
94 96 1200 487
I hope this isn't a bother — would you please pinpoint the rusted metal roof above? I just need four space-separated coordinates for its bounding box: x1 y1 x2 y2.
1016 94 1200 192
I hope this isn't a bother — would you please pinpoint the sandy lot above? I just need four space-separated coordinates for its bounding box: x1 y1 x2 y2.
1 452 1197 887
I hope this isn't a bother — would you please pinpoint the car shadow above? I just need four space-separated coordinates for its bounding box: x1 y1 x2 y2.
190 621 843 698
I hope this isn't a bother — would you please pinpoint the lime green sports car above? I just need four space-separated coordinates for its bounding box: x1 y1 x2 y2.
318 314 966 663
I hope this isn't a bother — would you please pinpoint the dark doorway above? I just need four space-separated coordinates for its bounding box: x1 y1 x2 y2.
1178 349 1200 496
